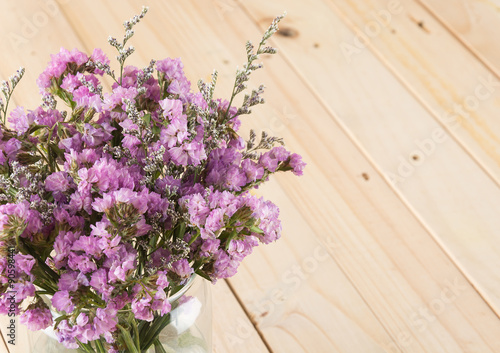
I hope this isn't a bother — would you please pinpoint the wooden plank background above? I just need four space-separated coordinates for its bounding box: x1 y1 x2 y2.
1 0 500 352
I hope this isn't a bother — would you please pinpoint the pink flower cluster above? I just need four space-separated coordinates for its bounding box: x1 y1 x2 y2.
0 12 303 352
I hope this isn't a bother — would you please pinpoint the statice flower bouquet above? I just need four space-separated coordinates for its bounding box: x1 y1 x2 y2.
0 7 304 353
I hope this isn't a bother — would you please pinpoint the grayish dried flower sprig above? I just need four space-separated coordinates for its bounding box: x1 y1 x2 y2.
198 70 219 108
137 60 157 88
108 6 149 85
78 75 103 99
224 13 286 122
244 130 284 159
41 93 57 110
0 67 25 125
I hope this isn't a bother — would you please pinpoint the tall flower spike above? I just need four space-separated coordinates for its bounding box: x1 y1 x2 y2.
0 67 25 124
224 13 286 121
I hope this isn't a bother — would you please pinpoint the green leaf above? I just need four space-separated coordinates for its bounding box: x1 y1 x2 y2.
94 338 106 353
153 338 171 353
249 225 264 234
27 124 48 134
152 123 161 135
195 269 211 282
117 324 140 353
143 113 151 125
174 222 186 239
48 142 64 159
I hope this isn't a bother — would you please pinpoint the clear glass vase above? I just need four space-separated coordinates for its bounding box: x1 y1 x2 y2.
28 275 212 353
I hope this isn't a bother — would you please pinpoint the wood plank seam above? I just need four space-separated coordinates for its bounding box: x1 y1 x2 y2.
237 0 500 324
224 279 275 353
415 0 500 80
324 0 500 190
0 328 9 353
226 4 424 351
306 0 500 319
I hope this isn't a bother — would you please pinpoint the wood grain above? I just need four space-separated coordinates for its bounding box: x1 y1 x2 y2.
236 0 500 317
417 0 500 77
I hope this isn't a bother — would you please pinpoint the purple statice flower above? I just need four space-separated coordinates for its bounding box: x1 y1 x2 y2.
88 157 137 192
53 231 81 268
29 107 65 128
205 147 247 191
72 234 101 257
8 106 33 135
151 289 171 315
222 167 247 191
120 65 160 101
207 189 241 218
68 190 93 214
0 258 10 285
91 193 115 213
215 99 240 131
131 290 154 322
59 131 84 153
259 146 290 172
180 193 210 227
160 116 189 148
169 140 206 166
102 86 138 112
58 271 87 292
249 197 282 244
0 293 20 316
241 159 265 183
14 254 36 275
156 58 191 100
19 305 53 331
122 134 142 155
149 248 171 268
212 250 239 280
204 209 225 235
81 123 110 146
144 190 170 220
171 259 193 280
52 290 75 313
0 201 43 239
12 281 36 301
74 313 93 343
200 238 220 257
74 306 118 344
3 138 22 160
45 171 71 192
93 305 118 336
73 86 102 112
61 73 82 92
67 253 97 274
104 244 137 283
227 236 259 260
90 269 113 299
90 48 110 75
289 153 306 176
134 218 152 237
159 98 183 120
55 319 79 349
156 271 169 290
37 48 88 92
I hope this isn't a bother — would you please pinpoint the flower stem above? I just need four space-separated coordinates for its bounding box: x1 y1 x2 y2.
94 338 106 353
153 338 168 353
116 324 140 353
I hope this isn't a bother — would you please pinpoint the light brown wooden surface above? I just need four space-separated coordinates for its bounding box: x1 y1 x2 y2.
1 1 500 352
